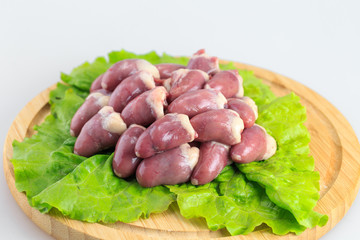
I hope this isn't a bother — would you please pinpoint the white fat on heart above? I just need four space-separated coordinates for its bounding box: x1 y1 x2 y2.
139 71 156 90
188 147 200 170
70 129 75 137
194 69 210 81
166 69 193 90
231 153 241 162
234 74 244 98
171 69 190 84
179 144 199 170
99 106 127 135
241 97 258 119
88 92 110 107
146 87 167 119
208 58 219 75
98 106 112 117
209 141 230 150
191 179 198 185
101 82 108 90
255 124 277 160
263 134 277 160
136 59 160 79
204 84 212 90
128 124 146 130
162 78 172 91
215 92 227 109
173 68 190 76
176 114 197 141
228 109 244 144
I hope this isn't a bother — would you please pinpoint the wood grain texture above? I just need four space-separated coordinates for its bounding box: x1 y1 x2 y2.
3 61 360 240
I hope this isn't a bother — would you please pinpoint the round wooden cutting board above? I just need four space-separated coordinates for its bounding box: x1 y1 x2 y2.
3 61 360 240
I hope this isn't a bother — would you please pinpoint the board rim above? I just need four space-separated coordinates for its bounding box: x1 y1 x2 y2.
3 61 360 240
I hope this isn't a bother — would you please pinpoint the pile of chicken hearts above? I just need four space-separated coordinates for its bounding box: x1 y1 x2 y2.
70 49 277 188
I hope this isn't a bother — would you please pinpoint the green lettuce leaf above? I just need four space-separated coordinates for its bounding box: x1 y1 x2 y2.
32 154 175 223
50 82 89 104
108 50 162 65
108 50 190 66
11 88 86 204
61 57 110 91
238 94 328 228
168 166 306 235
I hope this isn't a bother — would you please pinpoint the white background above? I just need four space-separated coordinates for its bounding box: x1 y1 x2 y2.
1 0 359 239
